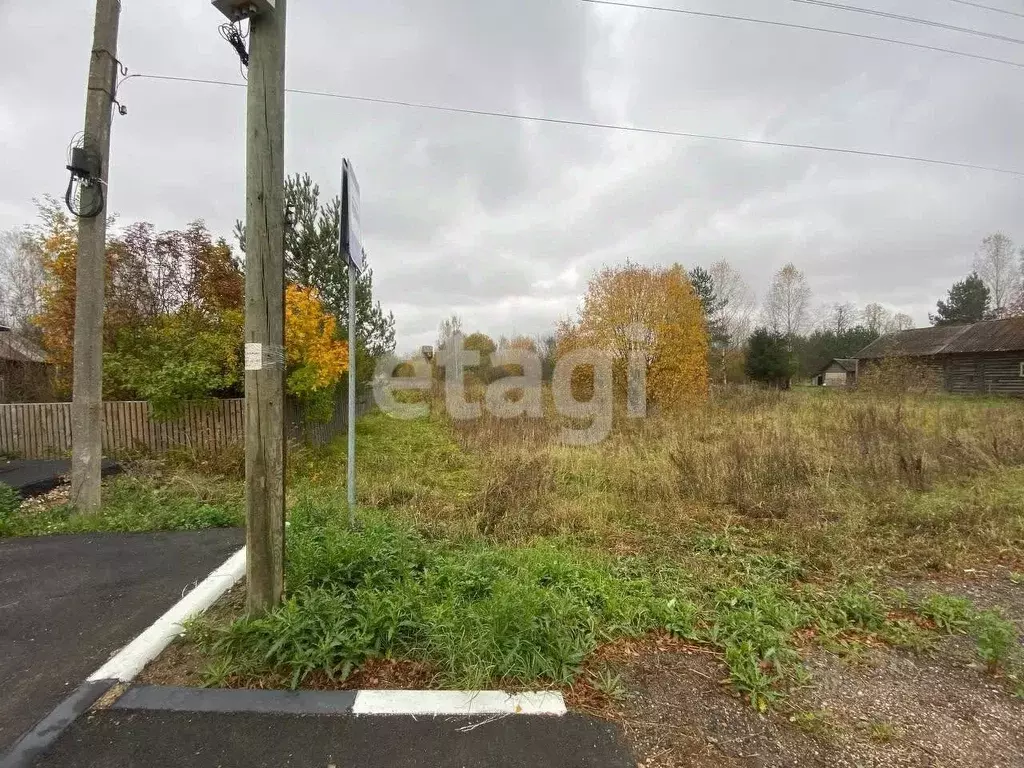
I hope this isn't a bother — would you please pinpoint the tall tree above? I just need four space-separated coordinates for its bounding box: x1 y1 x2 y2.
762 263 811 337
819 302 861 335
973 233 1020 313
892 312 915 332
558 262 708 408
33 199 110 387
745 328 796 388
709 259 756 347
687 265 727 345
862 302 894 336
0 228 45 337
235 173 396 358
436 314 464 351
929 272 991 326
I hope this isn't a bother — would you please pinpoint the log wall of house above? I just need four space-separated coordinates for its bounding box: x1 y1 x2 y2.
942 353 1024 396
857 354 1024 396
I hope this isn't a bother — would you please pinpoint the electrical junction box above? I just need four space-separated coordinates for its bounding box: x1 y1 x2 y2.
212 0 275 22
67 147 99 180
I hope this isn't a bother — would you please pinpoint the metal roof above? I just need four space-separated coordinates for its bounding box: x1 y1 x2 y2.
856 317 1024 359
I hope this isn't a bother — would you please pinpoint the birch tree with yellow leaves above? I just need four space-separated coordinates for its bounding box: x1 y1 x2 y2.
558 262 708 409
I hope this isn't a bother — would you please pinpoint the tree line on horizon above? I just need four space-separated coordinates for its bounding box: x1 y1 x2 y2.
740 232 1024 386
430 231 1024 394
2 189 1018 407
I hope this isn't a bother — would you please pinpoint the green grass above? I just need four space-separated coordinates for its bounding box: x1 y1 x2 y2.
917 592 1023 677
869 720 899 743
292 412 478 523
184 492 964 709
173 401 1024 707
0 473 242 537
190 492 677 689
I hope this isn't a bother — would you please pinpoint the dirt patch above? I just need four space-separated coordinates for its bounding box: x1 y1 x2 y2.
607 643 835 768
595 634 1024 767
137 584 246 688
792 644 1024 767
17 483 70 515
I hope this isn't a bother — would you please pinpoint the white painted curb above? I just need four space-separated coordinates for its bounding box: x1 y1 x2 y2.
87 547 246 683
351 690 566 716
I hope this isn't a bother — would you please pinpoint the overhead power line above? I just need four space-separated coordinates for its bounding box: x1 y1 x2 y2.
580 0 1024 70
125 73 1024 178
944 0 1024 19
784 0 1024 46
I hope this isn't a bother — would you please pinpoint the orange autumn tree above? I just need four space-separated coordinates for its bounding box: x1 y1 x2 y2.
557 262 708 409
32 199 124 391
32 195 349 421
33 204 78 379
285 284 349 420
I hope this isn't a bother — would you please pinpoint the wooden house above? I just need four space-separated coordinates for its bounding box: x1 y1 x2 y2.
811 358 858 388
856 318 1024 396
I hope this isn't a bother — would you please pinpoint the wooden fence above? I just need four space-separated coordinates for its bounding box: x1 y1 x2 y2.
0 396 371 459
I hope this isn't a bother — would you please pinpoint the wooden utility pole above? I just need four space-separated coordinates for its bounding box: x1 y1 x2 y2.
70 0 121 513
244 0 287 615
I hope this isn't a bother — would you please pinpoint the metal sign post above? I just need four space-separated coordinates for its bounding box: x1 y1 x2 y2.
341 159 362 528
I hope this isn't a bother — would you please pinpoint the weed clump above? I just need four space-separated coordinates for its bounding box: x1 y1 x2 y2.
192 494 687 689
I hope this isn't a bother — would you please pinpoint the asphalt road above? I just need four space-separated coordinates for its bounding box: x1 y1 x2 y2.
32 710 634 768
0 460 121 498
0 529 244 754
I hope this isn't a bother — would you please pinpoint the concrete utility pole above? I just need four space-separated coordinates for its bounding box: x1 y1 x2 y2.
243 0 287 615
70 0 121 513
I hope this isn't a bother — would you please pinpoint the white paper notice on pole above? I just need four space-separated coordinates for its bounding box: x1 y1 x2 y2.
245 343 284 371
245 343 263 371
341 159 363 272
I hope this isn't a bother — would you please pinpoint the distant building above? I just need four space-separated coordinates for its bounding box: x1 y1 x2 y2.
0 326 53 402
856 317 1024 396
811 358 857 388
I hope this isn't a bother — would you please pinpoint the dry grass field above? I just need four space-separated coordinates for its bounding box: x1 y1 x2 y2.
359 386 1024 576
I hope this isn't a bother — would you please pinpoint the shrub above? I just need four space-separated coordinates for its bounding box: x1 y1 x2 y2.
970 610 1019 674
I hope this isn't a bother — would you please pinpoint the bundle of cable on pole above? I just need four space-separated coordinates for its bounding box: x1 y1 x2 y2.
64 136 105 220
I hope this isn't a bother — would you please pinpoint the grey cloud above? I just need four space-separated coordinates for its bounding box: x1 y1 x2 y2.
1 0 1022 343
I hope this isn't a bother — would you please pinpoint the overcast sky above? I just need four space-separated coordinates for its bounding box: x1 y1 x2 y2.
1 0 1022 349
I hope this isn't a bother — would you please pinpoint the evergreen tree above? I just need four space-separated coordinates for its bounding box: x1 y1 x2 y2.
688 265 728 346
235 173 396 358
745 327 796 388
929 272 991 326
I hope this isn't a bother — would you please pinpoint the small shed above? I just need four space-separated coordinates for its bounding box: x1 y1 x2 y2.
0 328 52 402
811 358 858 388
855 317 1024 396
